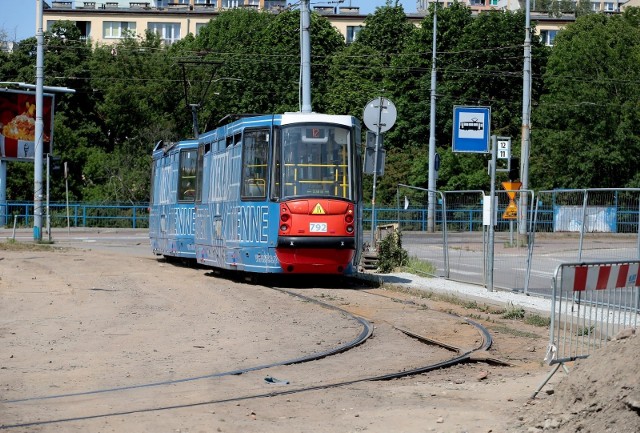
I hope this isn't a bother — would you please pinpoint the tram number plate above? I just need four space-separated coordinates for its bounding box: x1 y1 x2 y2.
309 223 327 233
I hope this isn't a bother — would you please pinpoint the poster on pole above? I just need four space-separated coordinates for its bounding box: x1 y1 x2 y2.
452 106 490 153
0 89 55 161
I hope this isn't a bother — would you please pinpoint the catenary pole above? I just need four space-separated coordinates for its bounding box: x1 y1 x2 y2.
427 1 438 232
519 0 532 238
300 0 312 113
34 0 45 241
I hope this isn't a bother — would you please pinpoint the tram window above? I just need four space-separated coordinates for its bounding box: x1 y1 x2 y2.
281 124 352 199
178 149 197 202
241 129 269 199
150 161 156 205
195 145 205 203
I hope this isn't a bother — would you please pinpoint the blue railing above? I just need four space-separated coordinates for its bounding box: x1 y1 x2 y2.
1 201 149 229
2 201 636 233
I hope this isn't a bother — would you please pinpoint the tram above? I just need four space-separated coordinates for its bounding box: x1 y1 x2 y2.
149 111 363 275
149 138 199 259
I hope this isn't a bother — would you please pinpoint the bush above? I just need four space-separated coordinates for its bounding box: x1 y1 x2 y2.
377 229 408 273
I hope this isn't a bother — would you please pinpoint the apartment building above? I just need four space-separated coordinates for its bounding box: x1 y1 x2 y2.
43 0 636 48
44 0 378 45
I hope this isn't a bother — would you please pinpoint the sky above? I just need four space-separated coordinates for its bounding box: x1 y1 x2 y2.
0 0 417 42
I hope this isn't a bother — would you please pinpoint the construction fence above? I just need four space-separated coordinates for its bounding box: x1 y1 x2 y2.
388 187 640 295
532 259 640 397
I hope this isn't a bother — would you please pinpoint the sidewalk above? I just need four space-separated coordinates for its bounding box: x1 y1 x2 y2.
376 271 552 314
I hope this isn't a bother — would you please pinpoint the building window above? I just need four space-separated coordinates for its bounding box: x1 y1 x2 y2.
265 0 286 9
103 21 136 39
195 22 208 35
222 0 240 8
604 2 615 11
346 25 362 44
489 0 499 5
148 22 181 44
469 0 485 6
540 30 557 46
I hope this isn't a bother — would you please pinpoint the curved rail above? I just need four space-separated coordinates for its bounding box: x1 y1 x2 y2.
3 288 373 406
1 287 494 430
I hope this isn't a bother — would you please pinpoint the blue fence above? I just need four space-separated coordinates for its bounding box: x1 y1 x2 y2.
2 199 638 233
1 201 149 229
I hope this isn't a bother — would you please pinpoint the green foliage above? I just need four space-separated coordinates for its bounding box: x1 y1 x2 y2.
525 314 551 327
1 7 637 206
501 303 526 320
377 229 409 273
400 256 437 276
531 11 640 189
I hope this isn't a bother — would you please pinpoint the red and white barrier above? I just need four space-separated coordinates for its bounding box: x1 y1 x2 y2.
562 262 640 292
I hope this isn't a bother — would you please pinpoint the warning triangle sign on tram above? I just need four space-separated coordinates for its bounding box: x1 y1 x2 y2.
312 203 326 215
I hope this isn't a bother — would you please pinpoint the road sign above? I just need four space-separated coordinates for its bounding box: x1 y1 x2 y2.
502 181 522 220
497 137 510 159
363 97 397 133
452 106 491 153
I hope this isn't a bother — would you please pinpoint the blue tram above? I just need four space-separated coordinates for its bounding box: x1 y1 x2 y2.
149 139 199 259
149 112 363 275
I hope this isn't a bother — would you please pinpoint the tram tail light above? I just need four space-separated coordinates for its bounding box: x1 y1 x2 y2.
280 205 291 233
345 204 355 234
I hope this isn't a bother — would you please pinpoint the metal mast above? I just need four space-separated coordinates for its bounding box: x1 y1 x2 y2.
520 0 532 237
34 0 45 241
427 1 438 232
300 0 312 113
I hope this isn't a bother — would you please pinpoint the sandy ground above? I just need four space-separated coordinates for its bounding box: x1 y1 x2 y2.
0 235 601 432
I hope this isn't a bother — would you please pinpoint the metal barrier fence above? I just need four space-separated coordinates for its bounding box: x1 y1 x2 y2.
1 201 149 229
533 260 640 398
395 184 449 278
394 187 535 290
528 189 640 295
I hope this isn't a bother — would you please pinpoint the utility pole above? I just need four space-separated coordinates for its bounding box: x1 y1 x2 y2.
34 0 45 241
520 0 532 239
427 1 438 232
300 0 312 113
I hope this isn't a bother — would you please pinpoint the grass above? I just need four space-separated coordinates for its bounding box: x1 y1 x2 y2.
525 314 551 327
492 324 542 339
399 256 437 277
0 239 61 251
501 302 526 320
382 284 551 335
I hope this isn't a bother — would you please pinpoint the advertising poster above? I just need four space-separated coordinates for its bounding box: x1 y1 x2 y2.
0 89 55 161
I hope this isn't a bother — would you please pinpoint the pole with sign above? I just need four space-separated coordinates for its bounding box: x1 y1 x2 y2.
363 97 396 249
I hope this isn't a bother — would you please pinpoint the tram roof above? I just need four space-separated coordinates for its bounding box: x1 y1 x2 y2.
280 112 357 127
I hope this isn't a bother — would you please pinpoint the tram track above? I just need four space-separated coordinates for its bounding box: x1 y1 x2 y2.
1 278 497 431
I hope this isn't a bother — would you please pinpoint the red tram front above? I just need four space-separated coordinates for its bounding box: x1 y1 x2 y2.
274 113 362 274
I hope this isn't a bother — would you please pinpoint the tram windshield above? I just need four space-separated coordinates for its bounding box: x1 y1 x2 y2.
279 124 353 200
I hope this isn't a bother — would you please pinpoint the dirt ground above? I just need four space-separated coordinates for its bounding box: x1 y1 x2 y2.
0 237 638 432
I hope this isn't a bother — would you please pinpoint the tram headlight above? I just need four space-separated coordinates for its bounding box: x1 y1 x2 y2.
281 213 290 222
345 214 354 223
346 225 354 233
280 224 289 232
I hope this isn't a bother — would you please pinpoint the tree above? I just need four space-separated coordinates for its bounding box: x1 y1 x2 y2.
531 10 640 189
